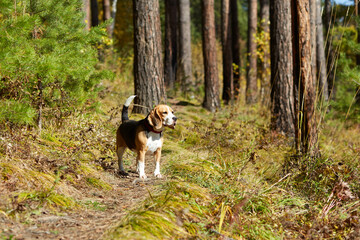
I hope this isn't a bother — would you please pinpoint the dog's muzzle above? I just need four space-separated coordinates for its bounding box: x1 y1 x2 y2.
167 116 177 129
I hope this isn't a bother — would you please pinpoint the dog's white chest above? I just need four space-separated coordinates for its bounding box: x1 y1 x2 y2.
146 132 162 153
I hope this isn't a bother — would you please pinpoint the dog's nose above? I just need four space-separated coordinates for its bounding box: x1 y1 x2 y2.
173 116 177 121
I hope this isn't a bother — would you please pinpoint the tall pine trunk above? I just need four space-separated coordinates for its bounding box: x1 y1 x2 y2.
164 0 178 89
270 0 295 136
202 0 221 112
133 0 166 114
103 0 111 34
293 0 318 155
309 0 317 89
246 0 258 104
316 0 329 102
355 0 360 104
178 0 192 95
30 0 43 132
90 0 99 27
221 0 233 104
260 0 270 104
83 0 91 30
324 0 336 100
231 0 241 99
109 0 118 37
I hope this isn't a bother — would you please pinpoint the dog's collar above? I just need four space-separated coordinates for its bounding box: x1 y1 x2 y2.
144 119 162 134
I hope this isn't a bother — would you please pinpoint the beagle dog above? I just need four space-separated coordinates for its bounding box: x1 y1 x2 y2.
116 95 177 179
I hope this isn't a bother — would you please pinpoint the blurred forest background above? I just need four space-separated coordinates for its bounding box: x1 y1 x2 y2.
1 0 360 239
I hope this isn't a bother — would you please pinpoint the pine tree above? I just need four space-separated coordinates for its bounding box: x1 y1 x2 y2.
0 0 109 126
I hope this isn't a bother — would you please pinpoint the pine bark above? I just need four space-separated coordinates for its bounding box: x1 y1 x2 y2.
83 0 91 30
202 0 221 112
246 0 258 104
260 0 270 104
109 0 118 37
90 0 99 27
231 0 241 98
324 0 336 99
178 0 192 95
133 0 166 114
293 0 318 155
103 0 111 34
270 0 295 136
309 0 317 89
221 0 233 104
355 0 360 104
356 0 360 65
164 0 178 89
316 0 329 101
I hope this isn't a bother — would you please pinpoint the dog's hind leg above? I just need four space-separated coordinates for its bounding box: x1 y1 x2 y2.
116 146 128 176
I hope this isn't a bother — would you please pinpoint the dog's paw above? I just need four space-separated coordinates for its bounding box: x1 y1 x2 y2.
139 174 147 180
118 170 129 176
154 173 163 178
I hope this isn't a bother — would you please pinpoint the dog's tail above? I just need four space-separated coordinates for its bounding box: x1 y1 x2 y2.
122 95 136 122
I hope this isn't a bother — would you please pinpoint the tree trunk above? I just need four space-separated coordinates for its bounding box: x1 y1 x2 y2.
221 0 233 104
309 0 317 90
164 0 178 89
246 0 258 104
202 0 221 112
355 0 360 104
103 0 111 34
109 0 118 37
316 0 329 102
90 0 99 27
356 0 360 65
270 0 295 136
324 0 336 100
293 0 318 155
178 0 192 95
83 0 91 30
260 0 270 104
231 0 241 99
133 0 166 114
114 0 133 51
30 0 43 132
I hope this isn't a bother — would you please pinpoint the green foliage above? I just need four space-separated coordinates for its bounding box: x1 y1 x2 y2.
330 25 360 121
0 0 111 126
0 100 37 125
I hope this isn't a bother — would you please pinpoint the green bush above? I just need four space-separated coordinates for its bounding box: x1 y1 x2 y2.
0 100 37 125
330 25 360 121
0 0 111 126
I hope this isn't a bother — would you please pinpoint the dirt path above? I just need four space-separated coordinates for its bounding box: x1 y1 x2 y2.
0 157 162 240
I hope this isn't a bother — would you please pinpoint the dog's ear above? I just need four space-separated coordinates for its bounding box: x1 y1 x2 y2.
148 108 162 130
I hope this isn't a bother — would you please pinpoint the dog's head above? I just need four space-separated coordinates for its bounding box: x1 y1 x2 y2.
147 105 177 131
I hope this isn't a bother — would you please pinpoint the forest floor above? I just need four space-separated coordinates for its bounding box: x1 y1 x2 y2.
0 77 169 239
1 77 360 239
0 167 156 240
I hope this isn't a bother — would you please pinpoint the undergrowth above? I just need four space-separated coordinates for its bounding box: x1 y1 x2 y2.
0 66 359 239
102 101 360 239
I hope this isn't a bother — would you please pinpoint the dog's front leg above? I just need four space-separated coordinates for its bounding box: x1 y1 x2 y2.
137 150 147 179
154 148 162 178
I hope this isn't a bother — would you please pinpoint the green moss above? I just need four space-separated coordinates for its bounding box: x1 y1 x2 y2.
14 190 78 211
86 177 112 191
104 181 211 239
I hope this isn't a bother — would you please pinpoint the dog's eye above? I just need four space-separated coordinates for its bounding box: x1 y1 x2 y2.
163 111 167 114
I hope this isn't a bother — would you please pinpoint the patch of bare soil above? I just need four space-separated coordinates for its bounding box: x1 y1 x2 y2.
0 157 163 240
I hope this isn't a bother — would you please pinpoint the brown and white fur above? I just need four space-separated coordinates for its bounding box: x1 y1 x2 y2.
116 95 177 179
